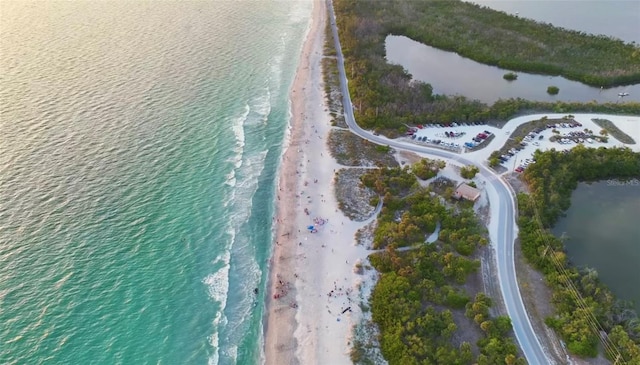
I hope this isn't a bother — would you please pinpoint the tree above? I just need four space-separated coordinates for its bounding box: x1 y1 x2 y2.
503 72 518 81
489 157 500 168
600 129 609 136
460 165 480 179
547 86 560 95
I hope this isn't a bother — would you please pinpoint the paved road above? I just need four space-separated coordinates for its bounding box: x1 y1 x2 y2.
326 1 548 363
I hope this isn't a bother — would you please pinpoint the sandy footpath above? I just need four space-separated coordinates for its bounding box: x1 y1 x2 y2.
263 0 372 364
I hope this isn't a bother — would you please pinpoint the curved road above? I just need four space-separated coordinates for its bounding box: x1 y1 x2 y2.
326 1 548 363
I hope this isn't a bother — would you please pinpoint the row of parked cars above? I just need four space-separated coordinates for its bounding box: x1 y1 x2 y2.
464 130 492 149
547 121 582 129
411 134 460 150
515 158 536 173
409 120 489 131
444 131 466 138
557 137 595 145
524 132 544 143
497 140 529 165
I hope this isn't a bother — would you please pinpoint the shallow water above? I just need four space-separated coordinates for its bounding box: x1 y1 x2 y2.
468 0 640 44
0 1 311 364
553 181 640 313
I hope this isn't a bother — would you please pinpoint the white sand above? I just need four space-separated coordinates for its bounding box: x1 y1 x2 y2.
263 1 639 361
264 0 373 363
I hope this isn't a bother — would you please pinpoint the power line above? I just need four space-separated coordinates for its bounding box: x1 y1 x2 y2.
525 196 624 362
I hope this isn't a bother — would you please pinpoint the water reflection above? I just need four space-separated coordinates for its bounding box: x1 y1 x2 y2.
553 181 640 313
468 0 640 44
385 35 640 104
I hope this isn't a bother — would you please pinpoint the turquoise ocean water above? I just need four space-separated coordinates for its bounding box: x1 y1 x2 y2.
0 1 311 364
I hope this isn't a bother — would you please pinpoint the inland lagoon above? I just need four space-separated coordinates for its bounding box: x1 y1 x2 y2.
468 0 640 44
553 180 640 314
385 35 640 104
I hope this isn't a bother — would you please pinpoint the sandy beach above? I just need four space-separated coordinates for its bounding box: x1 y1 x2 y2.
262 0 640 362
263 0 373 364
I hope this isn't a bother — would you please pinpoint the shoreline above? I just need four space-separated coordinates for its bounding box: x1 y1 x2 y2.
263 0 373 363
262 0 322 362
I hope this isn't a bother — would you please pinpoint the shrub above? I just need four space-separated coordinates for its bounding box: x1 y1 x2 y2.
547 86 560 95
460 165 480 179
503 72 518 81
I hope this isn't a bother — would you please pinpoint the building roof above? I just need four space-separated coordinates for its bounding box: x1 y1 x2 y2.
454 183 481 201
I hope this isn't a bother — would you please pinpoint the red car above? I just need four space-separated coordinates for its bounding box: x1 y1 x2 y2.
515 167 524 173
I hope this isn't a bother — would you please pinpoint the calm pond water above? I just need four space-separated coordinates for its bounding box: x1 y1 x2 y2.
468 0 640 44
385 35 640 104
553 180 640 314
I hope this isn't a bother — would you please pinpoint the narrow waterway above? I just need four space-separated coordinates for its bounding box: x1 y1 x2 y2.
552 180 640 313
385 35 640 104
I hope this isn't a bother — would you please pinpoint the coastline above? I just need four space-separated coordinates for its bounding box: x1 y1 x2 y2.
262 0 323 362
263 0 372 363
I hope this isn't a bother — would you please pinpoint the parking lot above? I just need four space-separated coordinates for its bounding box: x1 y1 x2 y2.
398 114 638 175
495 120 611 173
405 122 501 152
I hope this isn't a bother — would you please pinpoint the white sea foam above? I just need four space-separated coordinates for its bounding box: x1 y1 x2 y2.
228 104 249 170
223 104 250 190
207 311 223 365
203 266 230 311
223 345 238 363
224 170 236 188
203 248 231 365
247 87 272 126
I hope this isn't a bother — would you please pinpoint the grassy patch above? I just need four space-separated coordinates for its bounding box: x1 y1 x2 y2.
321 8 346 128
334 168 378 221
327 129 398 167
591 118 636 144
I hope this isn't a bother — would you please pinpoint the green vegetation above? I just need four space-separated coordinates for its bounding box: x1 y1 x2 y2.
546 86 560 95
322 16 346 128
592 118 637 144
412 158 445 180
380 0 640 86
333 0 640 136
517 145 640 360
362 166 523 364
460 165 480 179
503 72 518 81
327 129 398 167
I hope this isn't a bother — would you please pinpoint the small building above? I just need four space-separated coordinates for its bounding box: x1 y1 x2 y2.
454 183 481 202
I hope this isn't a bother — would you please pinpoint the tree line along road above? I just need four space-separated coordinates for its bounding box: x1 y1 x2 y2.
325 0 550 363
